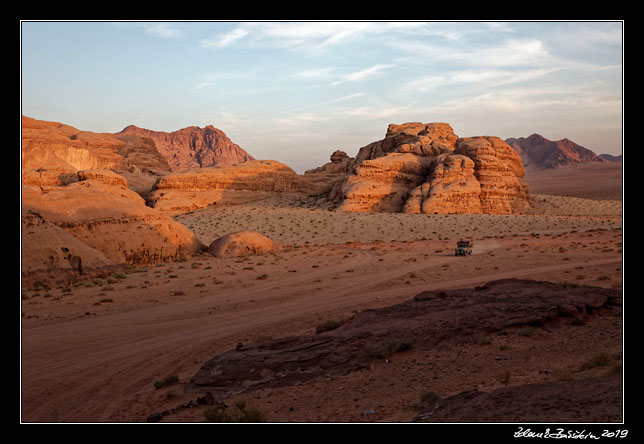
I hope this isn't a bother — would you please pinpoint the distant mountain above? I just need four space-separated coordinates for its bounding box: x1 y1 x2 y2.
505 134 605 170
118 124 254 173
599 153 622 163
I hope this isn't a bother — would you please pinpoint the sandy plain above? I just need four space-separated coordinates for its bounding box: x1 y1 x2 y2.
21 164 623 424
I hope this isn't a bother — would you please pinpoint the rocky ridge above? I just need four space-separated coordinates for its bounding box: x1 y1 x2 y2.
22 115 171 175
146 160 321 214
118 124 254 173
505 133 606 170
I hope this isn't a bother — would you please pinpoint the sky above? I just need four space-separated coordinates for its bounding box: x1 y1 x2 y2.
20 21 623 173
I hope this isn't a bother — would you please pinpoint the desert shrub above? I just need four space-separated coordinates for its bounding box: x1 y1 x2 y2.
420 391 441 405
315 320 343 334
370 340 413 359
497 369 511 385
153 374 178 390
579 352 616 371
203 401 267 423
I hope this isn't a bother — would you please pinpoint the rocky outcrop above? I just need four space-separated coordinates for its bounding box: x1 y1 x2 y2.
505 133 605 170
21 115 171 175
305 150 354 176
147 160 322 214
304 150 356 196
452 136 530 214
21 207 118 288
21 172 204 288
22 168 129 189
355 122 458 162
403 154 482 214
118 124 255 173
186 279 621 402
336 153 433 213
330 123 530 214
412 375 622 423
208 231 281 257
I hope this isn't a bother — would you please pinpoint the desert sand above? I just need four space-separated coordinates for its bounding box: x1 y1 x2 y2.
21 182 622 423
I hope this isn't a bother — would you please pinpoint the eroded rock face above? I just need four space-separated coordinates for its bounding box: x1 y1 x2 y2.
208 231 281 257
336 153 433 213
454 136 530 214
403 154 483 214
21 207 118 288
331 123 530 214
21 172 204 288
147 160 321 214
118 124 255 173
355 122 459 162
21 116 171 175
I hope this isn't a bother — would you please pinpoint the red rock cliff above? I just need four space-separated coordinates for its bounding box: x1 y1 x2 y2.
118 124 255 172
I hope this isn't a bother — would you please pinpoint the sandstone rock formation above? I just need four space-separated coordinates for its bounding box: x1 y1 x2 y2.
329 122 530 214
305 150 354 175
303 150 356 197
453 136 529 214
208 231 281 257
355 122 459 162
22 172 204 288
22 115 171 175
118 124 254 173
402 154 482 214
505 133 605 170
21 207 118 288
336 153 433 213
147 160 322 214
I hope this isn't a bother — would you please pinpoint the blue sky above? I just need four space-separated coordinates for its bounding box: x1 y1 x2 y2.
21 21 623 173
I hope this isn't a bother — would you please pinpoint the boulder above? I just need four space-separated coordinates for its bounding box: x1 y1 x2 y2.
208 231 281 257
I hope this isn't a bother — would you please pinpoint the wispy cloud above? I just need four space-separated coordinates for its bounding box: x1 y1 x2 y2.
198 22 433 52
199 27 250 49
331 64 394 86
398 67 560 94
140 23 182 39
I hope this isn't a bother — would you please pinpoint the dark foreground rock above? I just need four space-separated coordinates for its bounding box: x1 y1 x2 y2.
186 279 621 401
412 374 622 423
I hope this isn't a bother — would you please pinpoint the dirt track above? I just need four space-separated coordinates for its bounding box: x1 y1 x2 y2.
21 232 622 422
